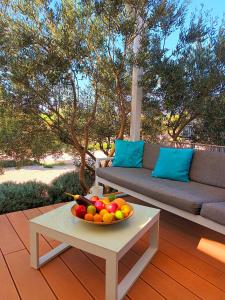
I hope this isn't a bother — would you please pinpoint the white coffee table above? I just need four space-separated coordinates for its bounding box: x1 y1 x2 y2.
30 201 160 300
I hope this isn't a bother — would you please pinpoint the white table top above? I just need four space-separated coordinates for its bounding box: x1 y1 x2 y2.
31 201 160 253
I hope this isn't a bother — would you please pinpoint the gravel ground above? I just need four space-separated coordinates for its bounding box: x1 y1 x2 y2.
0 151 106 184
0 164 76 184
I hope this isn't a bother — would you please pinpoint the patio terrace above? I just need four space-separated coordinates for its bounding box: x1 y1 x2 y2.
1 197 225 300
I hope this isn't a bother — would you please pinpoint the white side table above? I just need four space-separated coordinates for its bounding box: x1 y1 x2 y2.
30 202 160 300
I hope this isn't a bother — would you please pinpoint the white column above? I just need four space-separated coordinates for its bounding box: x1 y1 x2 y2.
130 66 143 141
130 17 143 141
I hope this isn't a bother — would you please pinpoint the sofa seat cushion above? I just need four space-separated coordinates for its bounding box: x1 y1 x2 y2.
96 167 225 214
200 202 225 226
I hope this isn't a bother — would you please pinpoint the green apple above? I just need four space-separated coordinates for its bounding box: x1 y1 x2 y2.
87 205 96 215
115 210 124 220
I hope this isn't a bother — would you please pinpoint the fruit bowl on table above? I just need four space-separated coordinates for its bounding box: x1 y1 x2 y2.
69 194 134 225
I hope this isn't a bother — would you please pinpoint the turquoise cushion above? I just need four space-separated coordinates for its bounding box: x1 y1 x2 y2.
152 147 194 182
112 140 145 168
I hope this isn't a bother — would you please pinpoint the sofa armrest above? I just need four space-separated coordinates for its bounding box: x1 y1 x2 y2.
95 157 114 169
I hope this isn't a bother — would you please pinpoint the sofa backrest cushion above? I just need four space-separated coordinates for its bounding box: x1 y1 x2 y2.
189 150 225 189
152 147 194 182
143 143 225 189
112 140 145 168
142 143 161 169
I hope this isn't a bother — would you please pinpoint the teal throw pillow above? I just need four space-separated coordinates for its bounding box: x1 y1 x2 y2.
112 140 145 168
152 147 194 182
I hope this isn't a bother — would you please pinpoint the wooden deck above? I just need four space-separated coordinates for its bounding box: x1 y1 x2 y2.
1 198 225 300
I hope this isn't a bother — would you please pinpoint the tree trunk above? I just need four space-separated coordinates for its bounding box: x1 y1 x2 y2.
116 112 126 140
86 149 96 161
79 151 89 195
170 115 197 142
103 113 126 167
171 133 179 141
85 162 95 174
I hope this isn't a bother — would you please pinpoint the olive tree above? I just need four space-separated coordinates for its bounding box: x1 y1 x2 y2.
0 0 188 192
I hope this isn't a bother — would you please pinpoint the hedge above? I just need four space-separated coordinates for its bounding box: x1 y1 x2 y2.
48 171 94 202
0 171 94 214
0 181 50 214
0 159 39 169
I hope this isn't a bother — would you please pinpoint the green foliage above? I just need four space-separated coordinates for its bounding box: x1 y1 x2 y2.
48 171 94 202
141 9 225 142
42 161 66 168
0 181 50 214
0 106 63 161
0 159 39 169
0 0 184 191
0 171 95 214
0 0 113 192
192 97 225 146
90 99 129 154
141 99 164 142
88 142 113 152
42 164 54 169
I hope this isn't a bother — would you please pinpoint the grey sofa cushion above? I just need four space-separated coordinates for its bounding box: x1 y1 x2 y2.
189 150 225 189
142 143 160 169
96 167 225 214
201 202 225 226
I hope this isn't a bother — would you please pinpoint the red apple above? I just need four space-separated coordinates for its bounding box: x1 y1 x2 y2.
94 200 105 212
75 205 87 219
106 202 118 213
91 195 99 204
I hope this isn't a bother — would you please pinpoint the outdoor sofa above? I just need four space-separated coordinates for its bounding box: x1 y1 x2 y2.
95 143 225 235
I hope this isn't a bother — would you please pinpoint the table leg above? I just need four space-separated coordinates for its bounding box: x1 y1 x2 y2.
149 218 159 249
106 254 118 300
117 218 159 299
30 224 39 269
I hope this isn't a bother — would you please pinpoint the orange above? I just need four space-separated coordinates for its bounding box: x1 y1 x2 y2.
101 197 110 204
110 212 116 221
84 213 94 221
121 204 131 217
93 213 103 222
113 198 126 209
122 211 129 218
99 209 108 217
102 213 114 224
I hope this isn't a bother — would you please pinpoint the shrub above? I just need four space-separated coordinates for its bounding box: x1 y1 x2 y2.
42 164 54 168
42 161 66 168
0 159 39 169
0 160 16 168
48 171 94 202
0 181 50 214
0 171 95 214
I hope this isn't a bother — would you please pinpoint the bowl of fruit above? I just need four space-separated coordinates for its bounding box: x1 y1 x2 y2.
69 194 134 225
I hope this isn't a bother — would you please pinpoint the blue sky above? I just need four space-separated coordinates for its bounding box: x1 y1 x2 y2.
166 0 224 50
189 0 224 20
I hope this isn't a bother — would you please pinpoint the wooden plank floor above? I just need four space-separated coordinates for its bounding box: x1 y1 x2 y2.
1 198 225 300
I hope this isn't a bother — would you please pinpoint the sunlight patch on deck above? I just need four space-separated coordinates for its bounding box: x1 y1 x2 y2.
197 238 225 264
